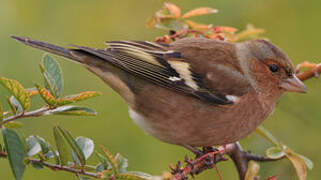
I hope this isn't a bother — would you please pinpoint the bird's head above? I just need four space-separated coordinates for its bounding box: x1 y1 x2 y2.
244 39 307 94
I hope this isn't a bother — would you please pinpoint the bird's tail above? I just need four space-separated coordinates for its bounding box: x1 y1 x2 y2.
11 35 84 64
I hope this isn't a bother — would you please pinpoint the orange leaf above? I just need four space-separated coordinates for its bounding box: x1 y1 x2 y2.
27 89 39 97
182 7 218 19
164 2 181 18
36 84 57 106
213 26 238 33
56 91 101 106
185 20 212 31
285 148 307 180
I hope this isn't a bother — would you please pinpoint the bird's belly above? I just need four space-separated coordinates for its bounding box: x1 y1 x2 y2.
131 86 274 147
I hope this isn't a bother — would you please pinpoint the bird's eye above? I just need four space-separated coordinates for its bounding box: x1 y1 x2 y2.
269 64 280 73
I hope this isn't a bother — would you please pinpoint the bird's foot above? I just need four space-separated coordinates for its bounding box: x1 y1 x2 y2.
170 145 228 180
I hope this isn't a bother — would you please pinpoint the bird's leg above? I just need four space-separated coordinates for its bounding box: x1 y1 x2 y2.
169 145 227 179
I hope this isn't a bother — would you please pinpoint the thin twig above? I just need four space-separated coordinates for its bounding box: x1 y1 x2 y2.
0 106 50 127
28 158 102 178
0 151 102 178
296 62 321 81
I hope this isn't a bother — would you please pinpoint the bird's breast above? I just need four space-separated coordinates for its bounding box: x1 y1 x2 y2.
130 84 275 147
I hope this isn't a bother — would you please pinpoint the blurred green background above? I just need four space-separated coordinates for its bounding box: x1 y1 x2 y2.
1 0 321 179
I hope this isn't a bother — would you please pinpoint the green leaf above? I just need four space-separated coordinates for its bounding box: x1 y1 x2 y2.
2 128 26 180
49 146 60 164
42 55 64 98
266 146 285 159
100 145 118 174
36 84 57 106
57 126 86 166
75 137 94 160
46 106 97 116
9 96 23 115
34 136 50 155
96 152 112 171
53 126 71 165
26 136 41 157
0 77 30 110
256 126 280 147
31 161 44 169
3 121 23 129
116 154 128 173
56 91 101 106
0 103 3 121
244 161 260 180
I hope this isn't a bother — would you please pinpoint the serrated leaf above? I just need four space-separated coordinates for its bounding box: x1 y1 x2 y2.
56 91 101 106
266 146 285 159
26 136 41 157
36 84 57 106
182 7 218 19
2 128 26 180
42 55 64 98
53 126 71 165
244 161 260 180
57 126 86 166
46 106 97 116
3 121 23 129
164 2 181 18
285 148 308 180
100 145 118 174
0 77 30 110
256 126 280 147
116 154 128 173
9 96 23 115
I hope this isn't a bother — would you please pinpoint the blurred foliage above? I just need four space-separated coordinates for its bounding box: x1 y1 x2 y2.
1 0 321 180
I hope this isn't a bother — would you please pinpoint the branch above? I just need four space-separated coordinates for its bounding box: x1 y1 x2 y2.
28 159 103 178
296 62 321 81
171 142 285 180
0 106 50 127
0 150 103 179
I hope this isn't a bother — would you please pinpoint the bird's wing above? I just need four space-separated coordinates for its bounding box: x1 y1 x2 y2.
71 40 245 105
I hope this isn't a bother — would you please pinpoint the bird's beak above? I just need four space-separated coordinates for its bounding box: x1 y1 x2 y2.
279 75 308 93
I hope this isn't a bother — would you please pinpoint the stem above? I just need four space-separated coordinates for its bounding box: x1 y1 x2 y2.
28 159 102 178
0 106 50 127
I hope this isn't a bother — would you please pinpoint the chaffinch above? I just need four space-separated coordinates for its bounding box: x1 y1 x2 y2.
11 36 307 150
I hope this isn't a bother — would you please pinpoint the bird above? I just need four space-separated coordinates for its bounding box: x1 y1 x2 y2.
11 35 307 153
